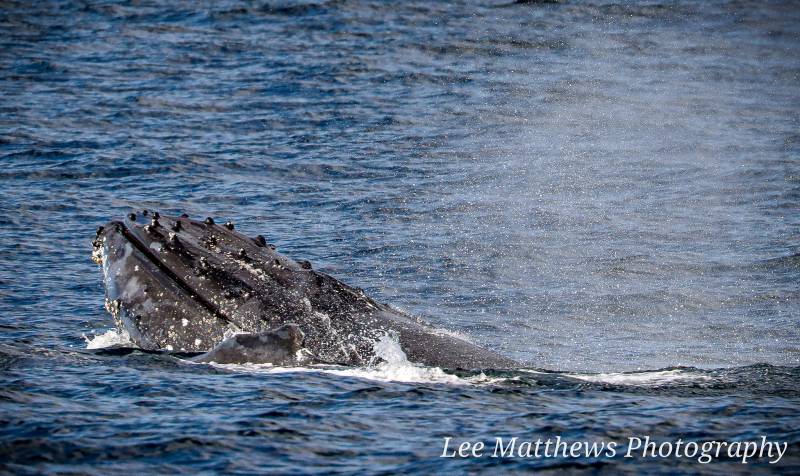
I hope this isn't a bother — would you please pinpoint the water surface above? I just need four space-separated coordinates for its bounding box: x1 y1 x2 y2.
1 0 799 473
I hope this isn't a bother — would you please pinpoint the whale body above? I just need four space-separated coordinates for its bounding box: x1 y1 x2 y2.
92 211 519 369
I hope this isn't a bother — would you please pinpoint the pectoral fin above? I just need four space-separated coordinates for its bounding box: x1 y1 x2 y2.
192 323 306 365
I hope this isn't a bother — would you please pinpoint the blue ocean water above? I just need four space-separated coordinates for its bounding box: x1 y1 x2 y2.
1 0 799 473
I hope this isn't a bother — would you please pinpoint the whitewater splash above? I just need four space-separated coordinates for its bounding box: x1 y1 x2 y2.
84 328 132 349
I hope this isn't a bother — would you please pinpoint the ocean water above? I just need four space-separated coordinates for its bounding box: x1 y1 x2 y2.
1 0 799 473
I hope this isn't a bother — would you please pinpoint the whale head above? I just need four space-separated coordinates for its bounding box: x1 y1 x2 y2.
92 211 520 369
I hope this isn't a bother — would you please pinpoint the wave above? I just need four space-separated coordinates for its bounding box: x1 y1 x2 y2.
82 328 800 392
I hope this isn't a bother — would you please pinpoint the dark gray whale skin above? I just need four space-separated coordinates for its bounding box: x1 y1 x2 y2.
92 211 519 369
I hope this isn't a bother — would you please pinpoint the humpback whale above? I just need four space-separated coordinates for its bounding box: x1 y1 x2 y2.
92 211 519 369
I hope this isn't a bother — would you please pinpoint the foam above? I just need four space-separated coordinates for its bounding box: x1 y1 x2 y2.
84 328 132 349
565 369 712 386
